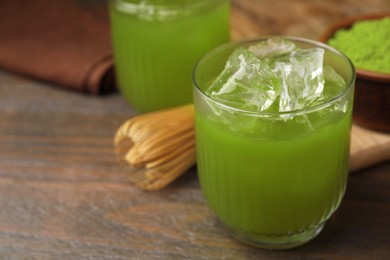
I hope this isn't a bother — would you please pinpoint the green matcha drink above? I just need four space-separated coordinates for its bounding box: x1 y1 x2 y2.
109 0 230 112
193 37 355 249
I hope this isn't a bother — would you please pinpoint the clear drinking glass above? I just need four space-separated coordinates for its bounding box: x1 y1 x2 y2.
193 36 355 249
109 0 230 112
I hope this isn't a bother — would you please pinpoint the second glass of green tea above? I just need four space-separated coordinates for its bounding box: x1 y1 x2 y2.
109 0 230 112
193 36 355 249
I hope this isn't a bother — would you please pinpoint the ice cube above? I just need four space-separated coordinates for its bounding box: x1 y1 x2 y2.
274 48 325 112
206 47 280 112
206 41 337 117
248 38 297 58
309 64 347 106
323 64 346 99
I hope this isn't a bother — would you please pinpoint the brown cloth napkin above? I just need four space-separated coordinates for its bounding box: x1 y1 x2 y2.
0 0 116 94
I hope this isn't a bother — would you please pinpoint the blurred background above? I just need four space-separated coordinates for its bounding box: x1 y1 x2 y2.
0 0 389 259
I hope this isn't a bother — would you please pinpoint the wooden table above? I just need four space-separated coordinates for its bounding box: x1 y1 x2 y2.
1 0 389 259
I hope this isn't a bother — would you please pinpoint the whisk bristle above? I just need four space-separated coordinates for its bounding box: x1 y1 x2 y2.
114 105 196 190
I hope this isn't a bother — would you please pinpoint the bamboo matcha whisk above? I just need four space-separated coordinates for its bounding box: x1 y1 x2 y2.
114 105 196 190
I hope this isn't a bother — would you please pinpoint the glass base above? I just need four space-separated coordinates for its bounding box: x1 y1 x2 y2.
229 223 325 250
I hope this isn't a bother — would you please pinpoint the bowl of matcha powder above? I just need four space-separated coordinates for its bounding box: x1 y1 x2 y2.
321 13 390 132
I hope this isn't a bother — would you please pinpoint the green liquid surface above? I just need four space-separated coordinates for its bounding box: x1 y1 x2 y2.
109 1 230 112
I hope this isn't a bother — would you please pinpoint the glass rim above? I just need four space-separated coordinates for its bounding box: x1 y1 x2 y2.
111 0 227 17
192 36 356 117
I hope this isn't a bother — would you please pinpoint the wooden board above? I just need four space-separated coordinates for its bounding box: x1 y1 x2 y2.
350 124 390 172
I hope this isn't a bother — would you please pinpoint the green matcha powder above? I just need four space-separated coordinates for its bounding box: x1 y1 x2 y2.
328 17 390 74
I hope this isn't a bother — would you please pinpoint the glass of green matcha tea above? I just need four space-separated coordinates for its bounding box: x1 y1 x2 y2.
193 36 355 249
109 0 230 112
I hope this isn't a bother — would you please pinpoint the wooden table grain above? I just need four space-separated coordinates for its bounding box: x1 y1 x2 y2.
1 0 389 259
